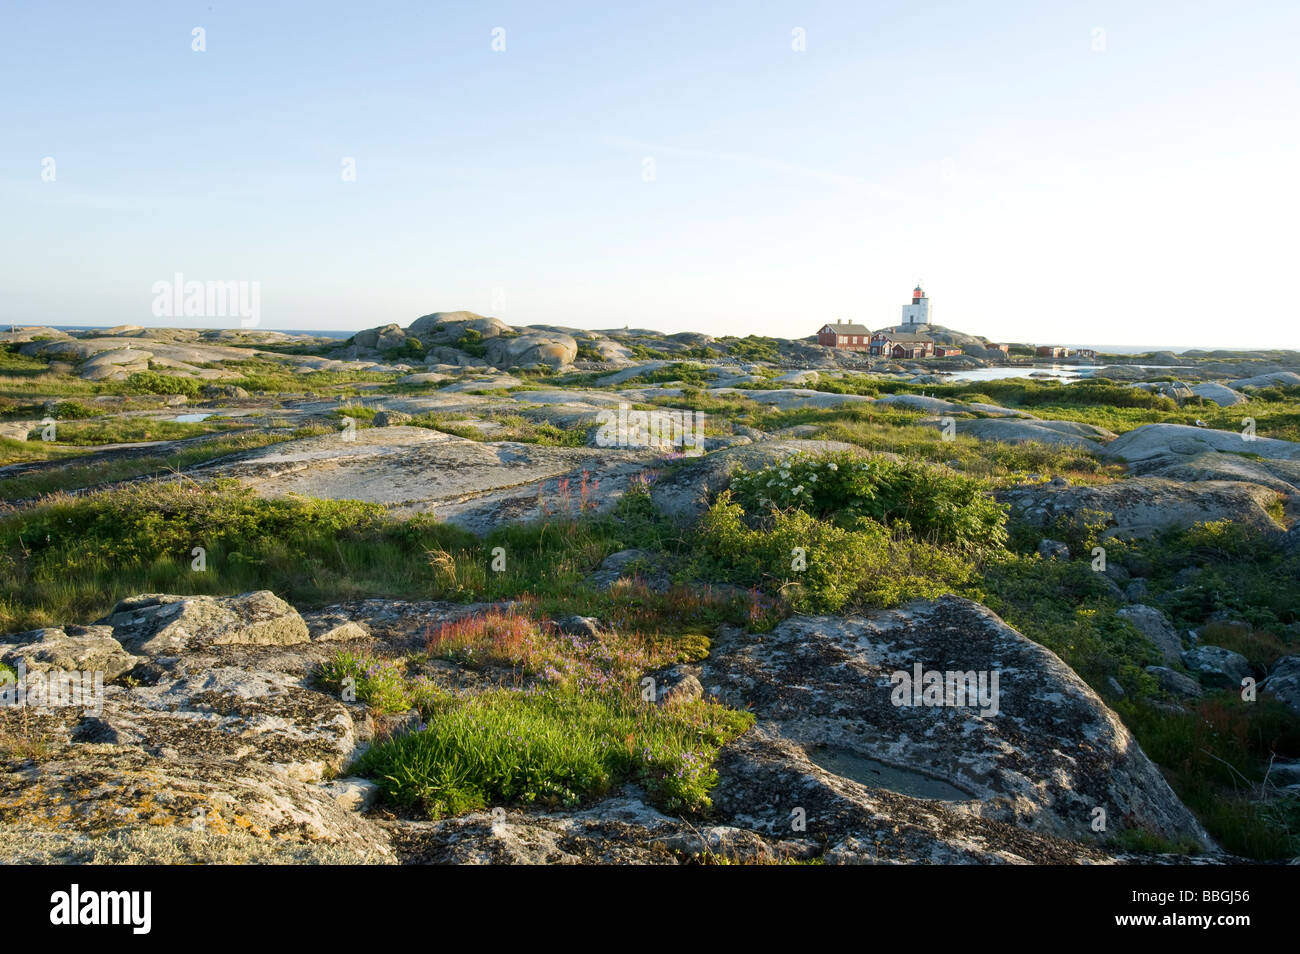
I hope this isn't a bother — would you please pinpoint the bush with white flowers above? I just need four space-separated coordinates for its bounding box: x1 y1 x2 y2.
728 450 1007 553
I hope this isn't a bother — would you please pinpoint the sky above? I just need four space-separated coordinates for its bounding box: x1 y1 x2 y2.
2 0 1298 349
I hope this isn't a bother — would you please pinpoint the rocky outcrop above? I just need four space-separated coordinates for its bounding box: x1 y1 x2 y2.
78 348 153 381
1000 476 1285 539
700 596 1215 849
1228 371 1300 390
203 424 658 533
875 394 1031 418
0 591 1223 863
709 387 872 410
0 625 140 681
1103 423 1300 466
938 417 1115 452
485 332 577 370
1189 382 1247 406
0 594 394 863
1148 451 1300 495
103 591 310 655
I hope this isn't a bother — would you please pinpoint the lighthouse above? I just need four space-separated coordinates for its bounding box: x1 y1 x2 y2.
901 282 931 326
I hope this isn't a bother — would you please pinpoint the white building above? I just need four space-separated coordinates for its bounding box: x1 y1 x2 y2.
901 284 931 326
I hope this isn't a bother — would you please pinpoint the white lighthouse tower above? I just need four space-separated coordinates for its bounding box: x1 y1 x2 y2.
901 283 931 326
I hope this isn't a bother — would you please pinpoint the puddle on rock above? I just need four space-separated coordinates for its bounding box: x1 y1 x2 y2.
173 413 213 423
806 746 973 801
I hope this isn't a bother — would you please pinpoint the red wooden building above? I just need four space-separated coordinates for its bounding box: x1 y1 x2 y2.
817 320 873 350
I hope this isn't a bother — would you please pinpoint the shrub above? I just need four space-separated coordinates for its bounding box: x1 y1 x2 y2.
453 329 488 358
725 336 781 362
729 451 1007 552
124 371 202 399
694 493 975 613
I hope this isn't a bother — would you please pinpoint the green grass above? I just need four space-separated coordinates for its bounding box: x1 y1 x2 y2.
0 427 324 499
0 476 770 635
408 411 586 446
35 416 237 446
332 404 378 422
0 373 106 400
1115 696 1300 858
0 346 55 375
0 398 107 422
0 360 1297 856
619 362 717 387
354 686 751 816
977 521 1300 859
775 373 1300 440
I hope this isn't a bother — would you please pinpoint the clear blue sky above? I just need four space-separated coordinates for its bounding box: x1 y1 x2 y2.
3 1 1297 348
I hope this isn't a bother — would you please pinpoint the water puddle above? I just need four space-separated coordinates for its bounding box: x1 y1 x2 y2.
806 746 972 801
173 413 213 423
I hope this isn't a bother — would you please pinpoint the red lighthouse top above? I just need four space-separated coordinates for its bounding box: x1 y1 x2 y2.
912 285 924 301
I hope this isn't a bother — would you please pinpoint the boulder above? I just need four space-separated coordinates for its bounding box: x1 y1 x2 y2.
1125 579 1151 602
407 312 511 340
372 410 411 427
555 616 602 639
647 664 704 707
1180 646 1250 690
485 333 577 370
376 327 408 352
1118 605 1185 665
1037 539 1070 560
353 323 402 350
0 421 33 441
1189 382 1248 406
1103 423 1300 465
1145 666 1203 699
1228 371 1300 390
1261 656 1300 716
0 625 140 682
1000 476 1285 538
102 591 310 655
200 384 251 400
586 549 671 593
702 596 1214 848
940 417 1114 452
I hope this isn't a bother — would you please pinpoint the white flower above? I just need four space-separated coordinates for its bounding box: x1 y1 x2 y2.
827 462 838 471
793 485 804 495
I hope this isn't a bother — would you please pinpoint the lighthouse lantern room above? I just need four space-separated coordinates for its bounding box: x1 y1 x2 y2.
901 282 931 326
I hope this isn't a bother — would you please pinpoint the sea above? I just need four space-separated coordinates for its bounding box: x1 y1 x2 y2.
43 325 355 339
941 364 1188 384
